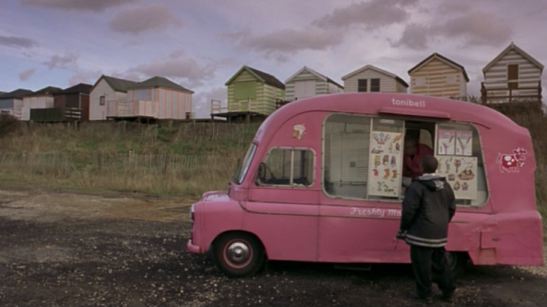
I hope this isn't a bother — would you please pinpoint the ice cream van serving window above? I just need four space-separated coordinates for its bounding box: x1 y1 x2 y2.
322 113 488 206
256 148 314 187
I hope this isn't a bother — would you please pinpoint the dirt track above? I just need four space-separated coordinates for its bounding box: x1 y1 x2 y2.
0 189 546 306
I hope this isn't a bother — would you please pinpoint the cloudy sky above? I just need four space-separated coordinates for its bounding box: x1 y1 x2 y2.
1 0 546 117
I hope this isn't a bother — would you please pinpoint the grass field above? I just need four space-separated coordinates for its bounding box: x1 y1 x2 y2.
0 104 545 218
0 119 258 197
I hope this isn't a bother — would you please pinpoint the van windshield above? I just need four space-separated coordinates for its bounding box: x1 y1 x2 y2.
233 143 257 184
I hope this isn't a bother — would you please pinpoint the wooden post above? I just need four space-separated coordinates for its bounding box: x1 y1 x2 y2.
210 115 215 139
481 83 486 104
210 99 214 121
539 81 542 102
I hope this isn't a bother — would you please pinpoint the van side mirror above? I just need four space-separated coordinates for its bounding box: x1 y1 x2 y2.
256 162 266 185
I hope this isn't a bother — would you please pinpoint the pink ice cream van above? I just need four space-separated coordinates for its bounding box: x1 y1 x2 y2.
187 93 543 277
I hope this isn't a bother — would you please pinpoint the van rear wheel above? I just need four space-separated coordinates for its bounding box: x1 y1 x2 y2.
213 233 265 277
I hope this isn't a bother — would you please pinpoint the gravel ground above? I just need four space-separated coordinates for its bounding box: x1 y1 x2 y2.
0 189 546 306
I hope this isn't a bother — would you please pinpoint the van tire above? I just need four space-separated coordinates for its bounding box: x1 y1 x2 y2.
212 232 265 277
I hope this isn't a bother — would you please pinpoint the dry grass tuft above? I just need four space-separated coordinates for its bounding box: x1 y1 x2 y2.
0 114 20 138
0 121 258 197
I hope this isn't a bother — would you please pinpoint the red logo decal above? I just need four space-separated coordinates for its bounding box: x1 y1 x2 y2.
497 147 527 173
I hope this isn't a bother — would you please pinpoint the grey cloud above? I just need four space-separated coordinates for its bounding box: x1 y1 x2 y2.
44 53 78 69
22 0 134 12
314 0 418 29
392 23 429 50
128 52 215 87
436 1 471 14
203 87 227 102
109 5 181 34
435 12 512 46
393 11 512 49
19 68 36 81
69 69 101 86
236 28 344 56
230 0 417 57
0 35 37 48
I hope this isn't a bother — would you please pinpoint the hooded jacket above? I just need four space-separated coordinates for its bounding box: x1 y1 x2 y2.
400 174 456 247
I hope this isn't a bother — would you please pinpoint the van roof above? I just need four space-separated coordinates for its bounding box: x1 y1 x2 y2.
254 93 525 142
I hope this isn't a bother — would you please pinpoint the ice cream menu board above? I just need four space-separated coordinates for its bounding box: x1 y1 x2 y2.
437 129 455 155
437 128 473 156
367 131 403 197
436 156 478 200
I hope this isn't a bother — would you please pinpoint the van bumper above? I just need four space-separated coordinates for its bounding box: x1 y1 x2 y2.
186 239 202 253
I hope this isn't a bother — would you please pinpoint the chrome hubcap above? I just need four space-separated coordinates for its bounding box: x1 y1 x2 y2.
226 242 250 264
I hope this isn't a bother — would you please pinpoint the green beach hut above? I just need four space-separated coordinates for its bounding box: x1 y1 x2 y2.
224 65 285 119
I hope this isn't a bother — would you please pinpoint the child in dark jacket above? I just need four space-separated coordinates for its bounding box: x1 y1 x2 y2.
398 155 456 303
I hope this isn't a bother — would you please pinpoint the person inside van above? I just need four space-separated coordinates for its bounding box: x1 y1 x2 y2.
403 130 433 183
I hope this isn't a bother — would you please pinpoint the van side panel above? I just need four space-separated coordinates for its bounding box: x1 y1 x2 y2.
466 211 544 266
480 125 536 213
472 121 543 265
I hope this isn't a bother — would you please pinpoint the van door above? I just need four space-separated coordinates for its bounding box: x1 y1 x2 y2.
243 148 320 261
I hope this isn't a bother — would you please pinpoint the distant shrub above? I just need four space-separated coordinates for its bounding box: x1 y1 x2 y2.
0 114 20 138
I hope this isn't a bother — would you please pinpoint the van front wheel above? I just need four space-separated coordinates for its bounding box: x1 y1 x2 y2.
213 233 265 277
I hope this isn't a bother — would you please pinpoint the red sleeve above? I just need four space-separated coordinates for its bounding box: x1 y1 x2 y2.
404 145 434 178
420 144 433 156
